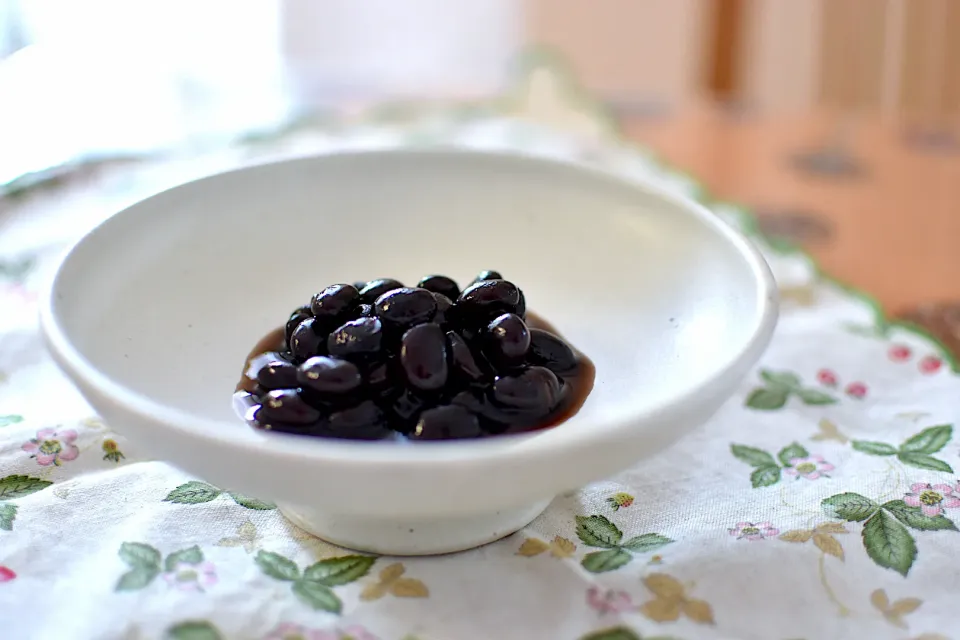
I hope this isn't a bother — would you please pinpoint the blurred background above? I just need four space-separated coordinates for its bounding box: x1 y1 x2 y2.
1 0 959 327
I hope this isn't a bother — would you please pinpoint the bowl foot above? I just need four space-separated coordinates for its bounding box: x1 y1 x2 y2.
277 499 552 556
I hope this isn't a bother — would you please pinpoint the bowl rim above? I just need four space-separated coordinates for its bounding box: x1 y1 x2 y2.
39 147 778 469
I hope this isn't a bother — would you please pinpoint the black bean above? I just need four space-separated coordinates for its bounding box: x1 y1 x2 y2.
258 389 323 424
375 288 437 329
410 405 482 440
327 317 384 360
400 323 448 392
297 356 362 396
431 292 453 326
456 279 522 324
285 306 313 347
257 360 299 390
471 270 503 285
359 278 405 303
527 328 579 376
310 284 359 324
516 289 526 319
290 317 327 360
384 390 427 432
484 313 530 370
417 275 460 301
365 360 393 396
446 331 485 382
326 400 393 440
490 366 560 416
252 407 325 435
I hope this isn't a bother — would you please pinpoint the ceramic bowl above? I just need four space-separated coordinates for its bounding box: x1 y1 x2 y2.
40 149 777 555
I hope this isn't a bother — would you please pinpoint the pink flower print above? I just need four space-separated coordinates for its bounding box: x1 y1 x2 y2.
586 586 634 615
162 561 217 592
904 483 960 517
0 567 15 582
263 623 328 640
888 345 912 362
816 369 838 387
845 382 867 399
919 355 943 374
21 428 79 466
783 455 834 480
729 522 779 541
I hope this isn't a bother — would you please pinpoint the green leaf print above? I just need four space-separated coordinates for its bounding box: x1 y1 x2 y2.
851 441 898 456
882 500 959 531
116 566 161 591
0 414 23 427
900 425 952 454
0 475 52 500
745 386 789 410
745 370 836 410
897 452 953 472
750 466 782 488
227 492 276 510
164 481 222 504
255 550 300 581
166 621 223 640
730 444 777 468
777 442 810 467
292 579 342 613
575 515 623 548
303 555 375 586
579 627 643 640
581 548 632 573
862 510 917 577
165 546 204 571
621 533 673 552
850 425 953 471
794 388 837 405
760 370 800 388
119 542 162 570
0 503 17 530
821 493 879 522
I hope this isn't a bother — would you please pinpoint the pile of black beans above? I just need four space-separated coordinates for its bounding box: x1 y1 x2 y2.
246 271 580 441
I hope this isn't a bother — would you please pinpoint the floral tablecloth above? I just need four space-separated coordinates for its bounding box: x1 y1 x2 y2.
1 54 959 640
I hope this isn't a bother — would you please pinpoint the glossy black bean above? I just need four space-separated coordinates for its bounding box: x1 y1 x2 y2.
527 328 579 376
470 270 503 285
400 323 448 392
410 405 482 440
484 313 530 370
256 360 300 391
359 278 405 303
297 356 362 396
285 306 313 347
310 284 359 324
326 400 393 440
258 389 323 424
290 317 327 360
252 407 325 435
446 331 485 382
375 288 437 330
417 275 460 301
365 360 392 395
490 366 560 416
456 279 522 324
327 317 384 360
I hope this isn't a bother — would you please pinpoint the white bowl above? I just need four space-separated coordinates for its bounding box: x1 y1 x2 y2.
40 149 777 555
